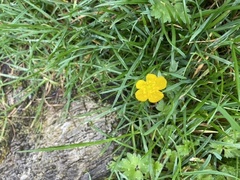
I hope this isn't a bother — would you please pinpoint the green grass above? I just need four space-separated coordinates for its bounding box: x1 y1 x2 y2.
1 0 240 179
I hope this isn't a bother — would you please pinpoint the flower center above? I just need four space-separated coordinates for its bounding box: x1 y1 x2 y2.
146 82 157 94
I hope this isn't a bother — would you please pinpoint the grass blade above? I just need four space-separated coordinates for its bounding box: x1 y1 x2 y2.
210 101 240 131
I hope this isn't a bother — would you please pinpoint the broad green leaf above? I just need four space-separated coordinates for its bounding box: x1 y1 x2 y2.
154 161 163 178
150 0 190 24
151 0 171 23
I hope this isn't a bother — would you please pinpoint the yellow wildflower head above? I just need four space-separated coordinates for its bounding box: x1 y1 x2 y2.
135 74 167 103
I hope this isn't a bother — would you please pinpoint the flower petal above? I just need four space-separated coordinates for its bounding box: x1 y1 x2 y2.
146 74 157 83
136 80 146 89
135 89 148 102
148 90 164 103
155 76 167 90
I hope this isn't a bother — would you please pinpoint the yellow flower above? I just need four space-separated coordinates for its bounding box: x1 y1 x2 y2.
135 74 167 103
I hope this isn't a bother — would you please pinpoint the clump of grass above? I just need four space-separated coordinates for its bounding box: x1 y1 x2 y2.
1 0 240 179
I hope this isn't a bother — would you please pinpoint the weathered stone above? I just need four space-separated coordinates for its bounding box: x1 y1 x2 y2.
0 97 116 179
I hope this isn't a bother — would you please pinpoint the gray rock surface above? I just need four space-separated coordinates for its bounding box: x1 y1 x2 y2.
0 97 116 180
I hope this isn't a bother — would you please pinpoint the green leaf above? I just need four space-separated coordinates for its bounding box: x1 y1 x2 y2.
124 169 144 180
166 150 177 170
224 148 240 158
210 143 224 155
210 129 240 158
156 100 165 111
150 0 172 23
170 59 179 72
176 144 190 157
154 161 163 178
196 174 213 180
219 164 238 177
115 153 149 179
150 0 190 24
